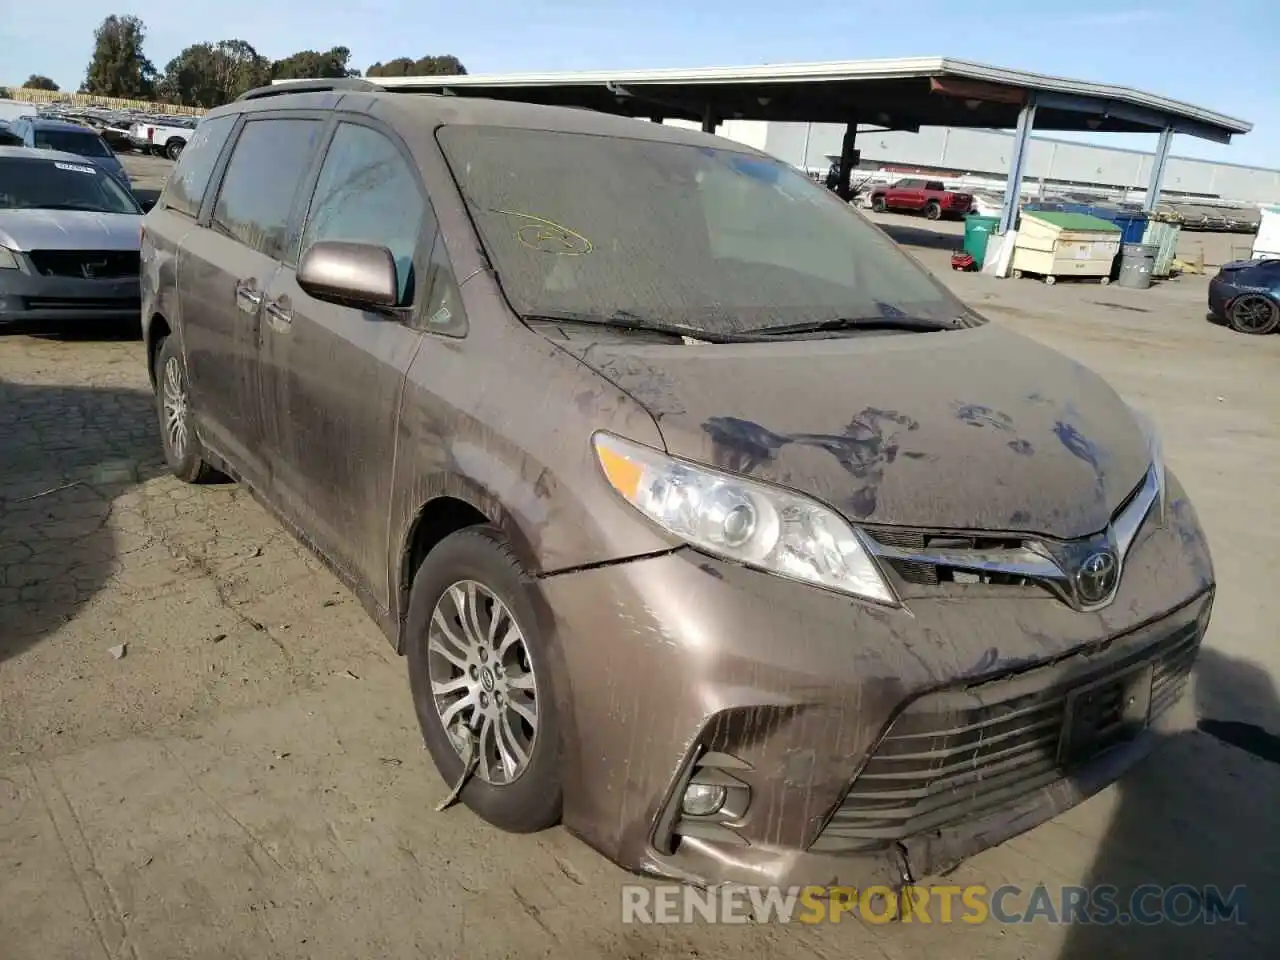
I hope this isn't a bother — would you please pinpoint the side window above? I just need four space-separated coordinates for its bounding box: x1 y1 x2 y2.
299 122 430 306
161 115 236 218
212 118 325 260
926 180 945 191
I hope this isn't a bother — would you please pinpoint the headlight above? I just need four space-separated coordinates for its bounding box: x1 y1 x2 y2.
1128 405 1167 523
592 431 897 605
0 246 18 270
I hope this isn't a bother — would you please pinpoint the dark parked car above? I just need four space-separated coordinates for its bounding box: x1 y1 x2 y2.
1208 257 1280 334
139 80 1215 891
4 116 131 189
0 146 143 327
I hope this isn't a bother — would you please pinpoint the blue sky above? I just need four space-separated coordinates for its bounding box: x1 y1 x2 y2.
3 0 1276 167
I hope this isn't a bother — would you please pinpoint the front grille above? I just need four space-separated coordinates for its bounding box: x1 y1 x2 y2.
24 296 141 311
868 528 1031 586
28 249 140 279
811 621 1200 854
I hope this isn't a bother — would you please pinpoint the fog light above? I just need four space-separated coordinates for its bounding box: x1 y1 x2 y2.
681 783 727 817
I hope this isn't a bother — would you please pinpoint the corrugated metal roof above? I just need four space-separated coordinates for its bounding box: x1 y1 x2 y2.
310 57 1251 138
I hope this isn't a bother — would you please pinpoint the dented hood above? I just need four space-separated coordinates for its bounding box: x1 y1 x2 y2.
566 323 1152 539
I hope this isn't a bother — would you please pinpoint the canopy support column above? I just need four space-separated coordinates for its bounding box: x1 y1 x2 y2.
836 121 858 201
999 98 1037 234
701 104 717 133
1144 127 1174 212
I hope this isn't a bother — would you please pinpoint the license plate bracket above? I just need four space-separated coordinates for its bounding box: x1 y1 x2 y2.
1059 662 1154 767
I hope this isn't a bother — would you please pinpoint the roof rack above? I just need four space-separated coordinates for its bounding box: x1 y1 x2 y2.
236 78 380 102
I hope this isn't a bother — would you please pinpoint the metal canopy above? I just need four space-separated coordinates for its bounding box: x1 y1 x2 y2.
308 57 1252 145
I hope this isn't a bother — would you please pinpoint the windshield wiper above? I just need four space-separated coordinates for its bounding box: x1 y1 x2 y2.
756 316 956 336
525 310 763 344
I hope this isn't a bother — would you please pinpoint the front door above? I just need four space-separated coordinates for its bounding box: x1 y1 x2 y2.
258 119 436 604
181 113 328 487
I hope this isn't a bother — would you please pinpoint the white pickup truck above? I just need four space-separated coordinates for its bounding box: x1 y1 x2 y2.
128 119 196 160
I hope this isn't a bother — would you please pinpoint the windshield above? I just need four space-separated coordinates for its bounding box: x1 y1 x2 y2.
0 157 140 214
437 126 975 335
33 129 114 158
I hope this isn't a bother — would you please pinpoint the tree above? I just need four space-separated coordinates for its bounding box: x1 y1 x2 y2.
271 47 358 81
24 75 60 91
159 40 271 107
366 55 467 78
82 15 158 99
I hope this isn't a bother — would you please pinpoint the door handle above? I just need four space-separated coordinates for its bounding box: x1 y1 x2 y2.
234 279 262 312
265 298 292 329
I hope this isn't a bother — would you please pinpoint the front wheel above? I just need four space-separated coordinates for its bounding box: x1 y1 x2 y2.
871 196 886 213
1227 294 1280 335
1045 275 1057 286
406 526 563 833
155 337 219 483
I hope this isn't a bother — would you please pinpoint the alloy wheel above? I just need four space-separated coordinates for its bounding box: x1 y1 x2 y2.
161 356 190 460
427 579 539 784
1231 295 1279 334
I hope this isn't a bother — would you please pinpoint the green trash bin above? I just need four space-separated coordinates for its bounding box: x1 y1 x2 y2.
964 215 1000 268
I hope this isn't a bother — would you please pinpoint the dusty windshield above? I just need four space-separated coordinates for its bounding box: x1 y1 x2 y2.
437 125 975 334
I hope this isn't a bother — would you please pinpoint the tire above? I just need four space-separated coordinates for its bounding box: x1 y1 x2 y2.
154 337 219 483
1045 275 1057 286
406 526 563 833
165 138 185 161
871 195 886 213
925 200 942 221
1226 294 1280 335
1012 269 1023 279
1099 277 1111 285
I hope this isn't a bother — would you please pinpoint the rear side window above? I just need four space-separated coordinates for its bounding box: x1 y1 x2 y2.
34 130 112 157
299 122 429 305
926 180 945 191
212 118 325 261
162 115 236 217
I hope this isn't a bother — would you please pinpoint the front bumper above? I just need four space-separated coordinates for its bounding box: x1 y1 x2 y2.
537 475 1214 889
0 270 140 325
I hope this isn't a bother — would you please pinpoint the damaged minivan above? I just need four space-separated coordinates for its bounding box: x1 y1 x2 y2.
140 79 1215 890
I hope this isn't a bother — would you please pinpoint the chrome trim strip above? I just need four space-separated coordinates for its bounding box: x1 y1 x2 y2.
862 466 1159 599
868 542 1064 580
1112 468 1160 562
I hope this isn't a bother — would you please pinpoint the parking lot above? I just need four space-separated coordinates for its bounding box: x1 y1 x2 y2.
2 152 1279 960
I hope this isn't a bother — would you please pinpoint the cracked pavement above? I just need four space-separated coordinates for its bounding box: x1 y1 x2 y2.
2 238 1279 958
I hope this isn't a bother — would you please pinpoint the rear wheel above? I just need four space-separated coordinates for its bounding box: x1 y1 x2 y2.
406 526 563 833
925 200 942 220
1044 275 1057 285
871 195 886 213
1227 294 1280 335
165 138 185 161
155 337 218 483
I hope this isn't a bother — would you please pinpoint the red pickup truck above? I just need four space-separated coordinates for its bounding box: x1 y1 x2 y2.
869 178 973 220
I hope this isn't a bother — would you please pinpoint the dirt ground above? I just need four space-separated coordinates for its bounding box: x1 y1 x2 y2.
2 162 1279 958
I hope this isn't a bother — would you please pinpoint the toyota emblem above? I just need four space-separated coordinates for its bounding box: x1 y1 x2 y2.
1076 550 1119 605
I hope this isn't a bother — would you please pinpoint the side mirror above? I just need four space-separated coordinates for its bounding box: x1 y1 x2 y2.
296 240 399 310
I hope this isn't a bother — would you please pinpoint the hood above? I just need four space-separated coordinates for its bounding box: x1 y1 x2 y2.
561 324 1151 539
0 209 140 252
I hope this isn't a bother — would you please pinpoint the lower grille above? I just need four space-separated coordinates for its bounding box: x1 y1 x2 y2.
28 249 140 279
811 620 1201 854
24 296 141 311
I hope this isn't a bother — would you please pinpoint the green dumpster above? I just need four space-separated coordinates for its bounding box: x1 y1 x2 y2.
964 215 1000 268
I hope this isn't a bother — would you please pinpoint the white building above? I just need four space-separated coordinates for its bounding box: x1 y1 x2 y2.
669 120 1280 206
